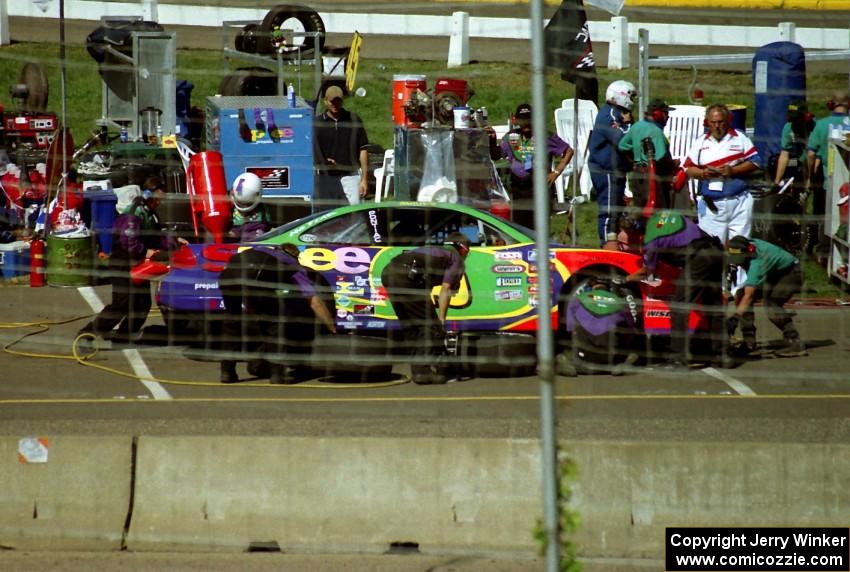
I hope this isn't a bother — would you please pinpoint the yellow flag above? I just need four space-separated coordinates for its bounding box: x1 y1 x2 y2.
345 32 362 94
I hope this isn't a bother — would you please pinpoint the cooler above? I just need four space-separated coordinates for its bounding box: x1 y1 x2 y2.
83 187 118 255
205 95 314 202
0 241 31 280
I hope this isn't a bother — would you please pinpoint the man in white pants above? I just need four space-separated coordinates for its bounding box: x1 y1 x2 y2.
683 104 762 244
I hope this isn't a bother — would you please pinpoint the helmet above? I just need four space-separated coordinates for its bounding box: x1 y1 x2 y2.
605 80 637 111
231 172 262 212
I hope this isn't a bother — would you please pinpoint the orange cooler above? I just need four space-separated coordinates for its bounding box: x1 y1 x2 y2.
392 74 426 126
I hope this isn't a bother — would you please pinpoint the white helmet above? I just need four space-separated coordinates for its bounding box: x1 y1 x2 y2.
231 172 262 212
605 80 637 111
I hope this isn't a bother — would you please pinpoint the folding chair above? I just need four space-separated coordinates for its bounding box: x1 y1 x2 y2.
554 99 598 203
373 149 394 202
663 104 706 202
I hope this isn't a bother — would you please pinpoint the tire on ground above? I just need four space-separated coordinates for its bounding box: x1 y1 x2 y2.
256 5 325 58
467 332 537 378
311 334 393 381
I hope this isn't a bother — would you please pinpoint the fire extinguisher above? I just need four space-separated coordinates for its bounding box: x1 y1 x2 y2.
30 236 46 287
186 151 231 243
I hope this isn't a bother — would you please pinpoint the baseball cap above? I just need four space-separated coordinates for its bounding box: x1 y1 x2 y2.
646 98 675 113
324 85 344 101
514 103 532 121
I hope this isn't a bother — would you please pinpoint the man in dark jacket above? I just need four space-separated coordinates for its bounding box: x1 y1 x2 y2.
78 178 183 344
380 233 470 384
313 85 370 210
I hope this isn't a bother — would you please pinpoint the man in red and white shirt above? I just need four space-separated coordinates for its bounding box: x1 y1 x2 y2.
684 104 762 244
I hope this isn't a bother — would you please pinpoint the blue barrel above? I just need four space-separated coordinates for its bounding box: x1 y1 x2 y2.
752 42 806 168
85 189 118 255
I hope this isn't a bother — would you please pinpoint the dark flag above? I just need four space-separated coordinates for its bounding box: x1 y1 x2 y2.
544 0 599 104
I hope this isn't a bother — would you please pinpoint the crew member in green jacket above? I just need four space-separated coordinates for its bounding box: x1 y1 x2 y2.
725 236 807 358
618 99 680 218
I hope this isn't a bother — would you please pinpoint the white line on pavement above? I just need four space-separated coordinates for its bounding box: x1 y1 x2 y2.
78 286 105 313
77 286 172 400
123 349 173 400
702 367 756 396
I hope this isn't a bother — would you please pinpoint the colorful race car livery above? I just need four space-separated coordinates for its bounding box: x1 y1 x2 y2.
155 201 698 337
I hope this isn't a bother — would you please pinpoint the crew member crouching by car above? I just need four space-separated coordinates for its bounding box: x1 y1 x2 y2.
218 244 336 384
381 233 471 385
625 210 728 369
557 279 641 377
725 236 807 358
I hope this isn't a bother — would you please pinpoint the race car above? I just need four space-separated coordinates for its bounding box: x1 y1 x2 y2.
155 201 702 369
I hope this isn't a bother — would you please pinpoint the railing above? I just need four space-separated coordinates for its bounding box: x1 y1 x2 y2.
3 0 849 69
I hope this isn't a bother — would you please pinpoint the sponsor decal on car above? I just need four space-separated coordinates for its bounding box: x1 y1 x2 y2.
301 246 371 274
194 282 218 291
528 286 539 294
366 320 386 328
300 233 317 243
647 310 669 318
368 210 383 244
336 282 365 295
495 251 521 260
495 290 522 301
337 309 349 318
529 295 539 307
496 277 523 287
354 275 369 287
336 295 351 307
492 264 524 273
354 304 375 316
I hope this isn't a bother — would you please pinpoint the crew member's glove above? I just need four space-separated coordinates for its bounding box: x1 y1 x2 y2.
726 315 740 337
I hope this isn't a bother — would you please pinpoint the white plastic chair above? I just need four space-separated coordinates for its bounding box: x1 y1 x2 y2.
664 104 706 200
373 149 394 202
554 99 598 203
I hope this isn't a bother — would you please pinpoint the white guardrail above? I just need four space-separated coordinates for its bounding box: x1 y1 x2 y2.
3 0 849 69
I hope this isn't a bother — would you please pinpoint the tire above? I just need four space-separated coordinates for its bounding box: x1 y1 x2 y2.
160 308 194 347
312 334 393 381
468 332 538 378
257 5 325 58
235 23 259 54
19 62 48 112
218 67 277 97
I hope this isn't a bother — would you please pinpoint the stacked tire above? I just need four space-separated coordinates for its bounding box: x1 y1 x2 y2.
233 5 325 60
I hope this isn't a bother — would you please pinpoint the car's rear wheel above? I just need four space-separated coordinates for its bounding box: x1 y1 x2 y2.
465 332 538 378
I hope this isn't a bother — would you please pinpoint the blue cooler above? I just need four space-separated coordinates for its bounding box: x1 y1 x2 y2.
0 241 31 280
84 187 118 255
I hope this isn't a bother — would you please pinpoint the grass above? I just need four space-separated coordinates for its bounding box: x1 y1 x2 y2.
0 40 847 297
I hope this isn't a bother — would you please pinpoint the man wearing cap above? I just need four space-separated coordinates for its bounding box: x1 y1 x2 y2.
725 235 806 358
618 99 679 219
313 85 370 211
494 103 573 230
806 91 849 260
683 103 761 249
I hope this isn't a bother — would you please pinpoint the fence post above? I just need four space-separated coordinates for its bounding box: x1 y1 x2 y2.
778 21 796 43
638 28 649 117
608 16 629 70
142 0 158 22
447 11 469 68
0 0 9 46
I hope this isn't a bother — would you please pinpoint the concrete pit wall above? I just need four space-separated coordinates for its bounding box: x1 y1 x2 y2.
2 436 848 557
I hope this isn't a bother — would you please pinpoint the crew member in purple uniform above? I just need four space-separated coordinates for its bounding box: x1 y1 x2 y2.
626 210 729 369
218 245 336 384
380 233 471 385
